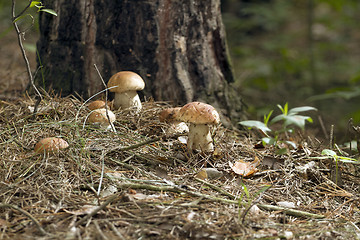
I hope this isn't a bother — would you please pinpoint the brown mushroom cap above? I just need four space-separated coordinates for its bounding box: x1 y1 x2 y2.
177 102 220 125
159 107 181 123
34 137 69 154
107 71 145 93
88 100 110 111
88 108 116 125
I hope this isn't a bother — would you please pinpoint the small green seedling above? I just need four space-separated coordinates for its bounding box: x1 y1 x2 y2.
312 147 359 185
314 148 359 164
239 103 317 154
238 182 271 224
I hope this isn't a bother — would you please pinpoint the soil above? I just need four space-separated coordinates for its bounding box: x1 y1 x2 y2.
1 24 360 240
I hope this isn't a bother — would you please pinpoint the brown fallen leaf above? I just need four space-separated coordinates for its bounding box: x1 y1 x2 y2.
63 205 98 215
230 156 261 177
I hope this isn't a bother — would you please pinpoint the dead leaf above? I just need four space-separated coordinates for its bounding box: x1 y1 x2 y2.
0 218 9 227
195 169 208 180
196 168 223 180
230 156 261 177
63 205 98 215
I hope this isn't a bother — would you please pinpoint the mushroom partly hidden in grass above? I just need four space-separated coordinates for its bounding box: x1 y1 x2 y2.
107 71 145 112
34 137 69 154
159 107 189 135
88 100 111 111
88 108 116 131
177 102 220 152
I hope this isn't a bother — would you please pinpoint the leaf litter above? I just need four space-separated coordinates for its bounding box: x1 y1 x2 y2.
0 95 359 239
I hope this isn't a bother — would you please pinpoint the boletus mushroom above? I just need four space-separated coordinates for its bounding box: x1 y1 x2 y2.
88 100 111 111
34 137 69 154
88 108 116 130
107 71 145 112
159 107 189 134
177 102 220 152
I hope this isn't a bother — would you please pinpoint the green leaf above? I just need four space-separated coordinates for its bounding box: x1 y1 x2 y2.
13 14 32 23
240 181 250 199
284 140 297 149
30 1 42 8
40 9 58 16
337 158 360 164
239 120 272 133
289 106 317 115
262 137 276 146
275 148 288 155
253 185 271 198
321 149 337 157
263 110 273 125
283 115 312 129
277 103 288 115
270 114 286 124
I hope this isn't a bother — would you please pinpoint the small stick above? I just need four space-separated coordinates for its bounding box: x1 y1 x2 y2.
194 178 236 200
75 194 119 227
113 182 325 219
94 64 116 132
318 115 328 139
329 124 334 149
105 133 186 155
11 0 42 110
97 151 106 198
0 203 48 235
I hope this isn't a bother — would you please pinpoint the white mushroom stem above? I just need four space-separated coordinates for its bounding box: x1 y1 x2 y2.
167 121 189 135
100 121 116 132
113 91 142 112
187 123 214 152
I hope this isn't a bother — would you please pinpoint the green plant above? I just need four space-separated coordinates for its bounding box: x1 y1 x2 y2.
11 0 57 110
239 103 317 154
311 147 359 185
238 182 271 224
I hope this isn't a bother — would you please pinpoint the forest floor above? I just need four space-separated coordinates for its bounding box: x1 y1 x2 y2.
1 29 360 240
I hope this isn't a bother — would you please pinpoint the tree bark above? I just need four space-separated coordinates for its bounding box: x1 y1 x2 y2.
36 0 243 123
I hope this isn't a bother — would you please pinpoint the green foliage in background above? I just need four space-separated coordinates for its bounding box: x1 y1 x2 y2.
222 0 360 131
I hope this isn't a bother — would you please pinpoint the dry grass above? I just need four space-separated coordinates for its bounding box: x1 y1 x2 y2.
0 95 359 239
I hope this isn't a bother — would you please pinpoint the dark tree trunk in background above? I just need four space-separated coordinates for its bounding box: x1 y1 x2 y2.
36 0 243 124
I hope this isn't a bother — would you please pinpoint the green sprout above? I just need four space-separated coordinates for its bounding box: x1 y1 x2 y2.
239 103 317 154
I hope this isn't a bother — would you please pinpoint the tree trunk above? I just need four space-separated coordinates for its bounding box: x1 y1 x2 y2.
36 0 243 124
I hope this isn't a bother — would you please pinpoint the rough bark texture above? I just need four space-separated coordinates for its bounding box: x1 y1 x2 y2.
37 0 243 123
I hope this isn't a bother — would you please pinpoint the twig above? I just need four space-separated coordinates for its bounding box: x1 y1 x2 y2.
105 220 126 240
11 0 42 109
0 203 48 235
12 0 32 20
75 194 119 227
329 124 334 149
318 115 328 139
113 182 325 219
194 178 237 200
97 151 106 198
94 64 116 132
106 133 186 155
94 221 109 240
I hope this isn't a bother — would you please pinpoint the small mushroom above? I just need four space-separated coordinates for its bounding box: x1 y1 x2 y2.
159 107 189 134
88 108 116 130
88 100 111 111
177 102 220 152
34 137 69 154
107 71 145 112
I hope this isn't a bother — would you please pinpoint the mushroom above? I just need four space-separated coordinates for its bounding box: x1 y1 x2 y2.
107 71 145 112
177 102 220 152
88 108 116 130
88 100 111 110
159 107 189 134
34 137 69 154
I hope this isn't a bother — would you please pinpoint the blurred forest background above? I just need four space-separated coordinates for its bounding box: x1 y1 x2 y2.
1 0 360 138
